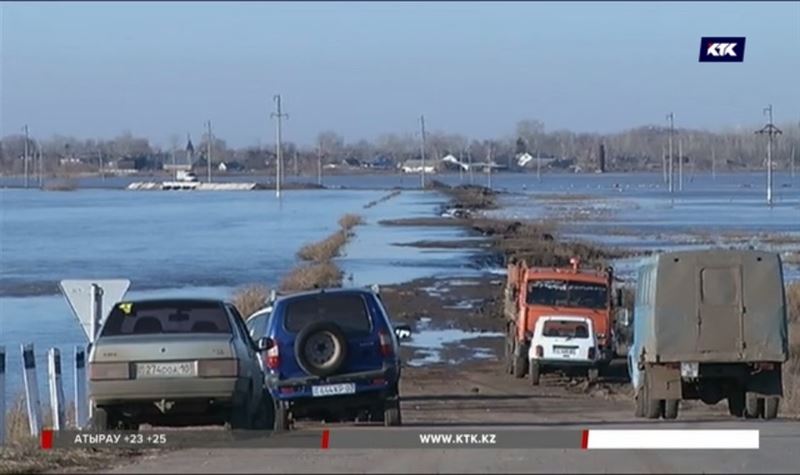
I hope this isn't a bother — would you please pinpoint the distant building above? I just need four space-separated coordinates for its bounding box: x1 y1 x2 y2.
441 154 468 171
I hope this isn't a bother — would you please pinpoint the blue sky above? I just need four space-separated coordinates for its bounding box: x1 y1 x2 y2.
2 1 799 147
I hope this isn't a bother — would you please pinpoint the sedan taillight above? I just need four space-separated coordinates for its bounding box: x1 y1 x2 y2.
198 359 239 377
535 345 544 358
89 362 130 381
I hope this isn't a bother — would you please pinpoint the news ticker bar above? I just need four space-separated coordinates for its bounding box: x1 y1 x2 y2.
40 429 760 450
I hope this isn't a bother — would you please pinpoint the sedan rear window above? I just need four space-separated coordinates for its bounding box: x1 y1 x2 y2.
284 294 371 333
101 301 232 336
542 320 590 339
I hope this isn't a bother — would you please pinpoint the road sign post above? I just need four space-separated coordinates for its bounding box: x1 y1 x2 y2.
59 279 130 428
47 348 66 430
22 344 43 436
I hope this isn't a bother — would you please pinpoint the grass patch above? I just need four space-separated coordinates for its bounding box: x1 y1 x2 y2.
232 285 271 319
279 261 343 292
297 232 348 262
364 190 401 209
297 213 364 262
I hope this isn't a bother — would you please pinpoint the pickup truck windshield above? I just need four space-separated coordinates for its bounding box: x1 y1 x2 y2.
527 280 608 310
101 301 232 336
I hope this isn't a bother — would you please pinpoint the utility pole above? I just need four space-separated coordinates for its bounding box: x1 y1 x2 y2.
458 149 464 181
467 147 474 184
317 143 323 186
37 143 43 187
293 150 299 177
419 115 427 189
667 113 675 193
678 138 684 191
487 142 493 189
23 125 30 188
661 144 667 183
536 149 541 181
271 95 289 198
711 145 716 180
756 104 781 206
97 148 104 181
792 145 796 178
205 120 213 183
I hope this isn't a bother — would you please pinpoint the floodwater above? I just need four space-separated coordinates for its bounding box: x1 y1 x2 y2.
404 317 504 367
0 188 474 399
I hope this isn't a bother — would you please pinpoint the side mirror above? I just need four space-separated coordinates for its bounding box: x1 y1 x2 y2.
256 337 274 352
618 309 631 327
393 324 412 341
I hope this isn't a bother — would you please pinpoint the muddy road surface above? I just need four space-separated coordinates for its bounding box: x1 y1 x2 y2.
107 360 800 474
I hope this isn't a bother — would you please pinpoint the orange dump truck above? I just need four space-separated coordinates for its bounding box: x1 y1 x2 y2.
503 257 622 379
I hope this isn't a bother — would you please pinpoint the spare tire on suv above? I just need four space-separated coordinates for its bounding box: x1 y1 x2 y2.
294 321 348 377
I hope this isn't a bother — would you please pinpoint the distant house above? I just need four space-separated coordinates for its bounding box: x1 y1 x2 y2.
218 162 228 172
363 156 393 170
343 157 361 168
401 159 436 174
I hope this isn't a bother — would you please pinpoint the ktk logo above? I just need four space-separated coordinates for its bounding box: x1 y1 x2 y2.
699 37 746 62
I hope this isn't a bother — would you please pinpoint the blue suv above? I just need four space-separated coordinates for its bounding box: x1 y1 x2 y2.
253 288 410 430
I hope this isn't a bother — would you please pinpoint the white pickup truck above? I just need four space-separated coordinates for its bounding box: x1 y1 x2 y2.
527 316 600 385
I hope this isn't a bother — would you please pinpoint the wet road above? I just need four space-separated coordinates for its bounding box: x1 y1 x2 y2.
107 361 800 474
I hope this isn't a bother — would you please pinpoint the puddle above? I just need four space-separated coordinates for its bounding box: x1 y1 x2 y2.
442 299 482 310
404 325 505 367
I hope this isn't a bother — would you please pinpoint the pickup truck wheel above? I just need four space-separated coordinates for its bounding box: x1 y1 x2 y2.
274 401 291 432
529 361 541 386
663 399 679 420
763 397 779 420
727 390 745 417
745 393 763 419
384 399 401 427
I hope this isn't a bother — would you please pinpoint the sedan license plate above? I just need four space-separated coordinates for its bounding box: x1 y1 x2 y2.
137 362 196 378
312 383 356 397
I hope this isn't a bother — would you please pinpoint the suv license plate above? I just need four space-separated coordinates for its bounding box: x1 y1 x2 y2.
312 383 356 397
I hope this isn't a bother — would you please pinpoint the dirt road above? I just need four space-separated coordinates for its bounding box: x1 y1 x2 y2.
107 360 800 474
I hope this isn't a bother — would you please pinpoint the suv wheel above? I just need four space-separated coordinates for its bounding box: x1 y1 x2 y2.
274 401 291 432
384 398 401 427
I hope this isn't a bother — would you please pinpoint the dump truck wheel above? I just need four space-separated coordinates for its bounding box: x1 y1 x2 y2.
745 393 763 419
763 397 779 420
529 361 541 386
504 338 515 375
512 351 527 378
663 399 679 420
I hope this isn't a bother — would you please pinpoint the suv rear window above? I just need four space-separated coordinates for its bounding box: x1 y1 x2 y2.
542 320 590 339
101 301 232 336
284 293 371 333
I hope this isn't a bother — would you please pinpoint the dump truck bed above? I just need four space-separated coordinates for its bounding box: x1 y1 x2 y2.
635 249 788 363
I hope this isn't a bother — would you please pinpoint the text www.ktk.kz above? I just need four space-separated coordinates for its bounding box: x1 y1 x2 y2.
418 433 497 445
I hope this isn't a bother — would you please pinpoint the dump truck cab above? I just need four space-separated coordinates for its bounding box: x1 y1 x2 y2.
504 257 615 379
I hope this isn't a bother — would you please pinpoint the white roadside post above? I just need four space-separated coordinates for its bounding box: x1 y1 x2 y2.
74 347 88 429
59 279 130 428
1 345 6 445
22 343 43 436
47 348 66 430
